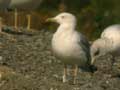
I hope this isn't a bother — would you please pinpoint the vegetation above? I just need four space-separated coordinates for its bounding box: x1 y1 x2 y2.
1 0 120 40
38 0 120 40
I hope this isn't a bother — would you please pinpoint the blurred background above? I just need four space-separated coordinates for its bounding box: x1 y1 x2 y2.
0 0 120 40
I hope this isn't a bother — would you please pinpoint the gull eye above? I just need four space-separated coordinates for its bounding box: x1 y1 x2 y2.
61 16 65 19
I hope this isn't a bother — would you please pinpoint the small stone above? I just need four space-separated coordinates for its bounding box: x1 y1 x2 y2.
0 56 2 61
53 74 59 79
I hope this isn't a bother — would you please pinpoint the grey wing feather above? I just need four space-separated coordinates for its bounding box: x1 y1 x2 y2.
79 33 91 65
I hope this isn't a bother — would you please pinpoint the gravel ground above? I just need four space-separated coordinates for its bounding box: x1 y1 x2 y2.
0 27 120 90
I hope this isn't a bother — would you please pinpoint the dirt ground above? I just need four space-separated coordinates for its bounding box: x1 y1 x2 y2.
0 27 120 90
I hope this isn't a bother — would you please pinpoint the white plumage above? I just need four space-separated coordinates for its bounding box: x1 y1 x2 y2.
47 12 91 84
52 24 90 65
91 25 120 64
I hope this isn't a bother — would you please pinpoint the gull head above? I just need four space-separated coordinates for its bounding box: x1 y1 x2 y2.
91 38 112 65
46 12 76 25
90 39 102 65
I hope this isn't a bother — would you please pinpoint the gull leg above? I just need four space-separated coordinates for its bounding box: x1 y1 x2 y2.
111 55 115 70
63 64 67 83
73 64 78 84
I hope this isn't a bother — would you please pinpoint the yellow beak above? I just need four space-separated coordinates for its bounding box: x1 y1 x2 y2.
91 57 95 65
46 18 56 22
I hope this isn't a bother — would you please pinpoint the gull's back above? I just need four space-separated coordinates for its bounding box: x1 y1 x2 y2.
101 24 120 54
101 25 120 42
78 32 91 65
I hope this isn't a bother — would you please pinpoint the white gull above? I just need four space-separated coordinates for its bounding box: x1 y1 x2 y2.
47 12 91 84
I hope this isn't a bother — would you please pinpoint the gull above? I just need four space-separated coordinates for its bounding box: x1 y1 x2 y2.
9 0 42 10
0 0 42 11
91 24 120 64
46 12 91 84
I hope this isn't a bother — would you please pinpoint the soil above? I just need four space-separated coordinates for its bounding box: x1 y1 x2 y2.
0 26 120 90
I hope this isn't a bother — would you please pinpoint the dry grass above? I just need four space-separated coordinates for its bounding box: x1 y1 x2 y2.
0 11 50 30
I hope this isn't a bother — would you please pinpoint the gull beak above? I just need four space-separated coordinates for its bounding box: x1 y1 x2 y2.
91 57 95 65
46 18 56 22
